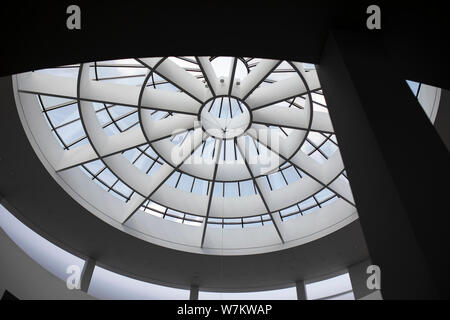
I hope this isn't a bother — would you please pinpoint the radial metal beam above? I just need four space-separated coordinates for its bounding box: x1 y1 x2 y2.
252 106 334 133
247 124 355 206
245 76 308 110
195 56 220 97
228 57 238 96
140 57 210 103
200 139 222 248
238 59 281 100
235 137 285 244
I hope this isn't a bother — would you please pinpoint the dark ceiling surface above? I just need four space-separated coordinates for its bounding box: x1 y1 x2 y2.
0 1 448 290
1 1 449 89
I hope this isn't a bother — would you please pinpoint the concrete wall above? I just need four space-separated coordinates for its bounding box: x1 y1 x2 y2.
0 227 94 300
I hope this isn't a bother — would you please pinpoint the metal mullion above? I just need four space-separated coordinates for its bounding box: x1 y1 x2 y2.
236 100 244 113
95 64 147 68
39 95 70 150
272 69 296 73
223 138 226 161
279 127 289 137
97 73 146 82
228 58 238 96
321 132 338 146
145 157 156 174
294 165 303 178
103 103 123 133
313 195 322 208
265 176 273 191
219 97 224 118
145 157 158 174
107 178 120 192
211 139 217 159
179 130 191 147
252 137 260 155
145 79 170 88
297 204 303 216
183 68 202 73
123 119 139 132
416 82 422 97
312 100 328 108
236 138 284 243
93 61 99 81
91 165 107 180
280 169 289 185
142 150 164 165
43 100 78 112
201 140 207 156
66 135 88 149
306 137 330 159
51 117 81 131
132 145 150 164
174 172 182 188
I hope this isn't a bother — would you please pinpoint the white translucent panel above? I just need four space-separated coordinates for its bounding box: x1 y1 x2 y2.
211 57 232 78
88 266 189 300
305 273 353 300
0 204 85 282
199 286 297 300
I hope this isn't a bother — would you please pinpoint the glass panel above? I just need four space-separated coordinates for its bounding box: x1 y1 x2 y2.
199 286 297 300
305 273 353 300
88 266 189 300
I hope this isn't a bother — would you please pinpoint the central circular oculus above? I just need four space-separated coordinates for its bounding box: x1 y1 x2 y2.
200 96 251 139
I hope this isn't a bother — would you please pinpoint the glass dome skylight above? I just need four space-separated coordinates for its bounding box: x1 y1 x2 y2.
14 56 358 255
